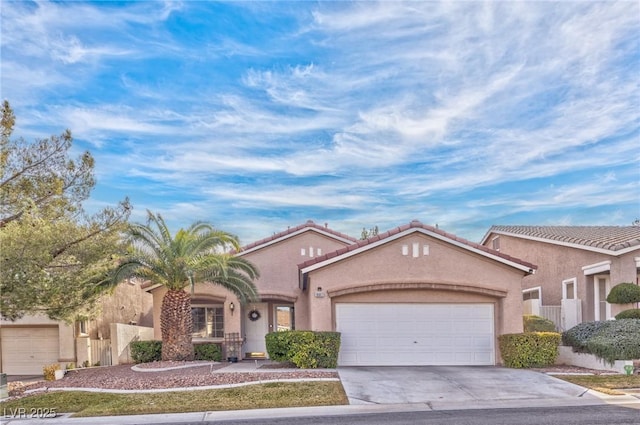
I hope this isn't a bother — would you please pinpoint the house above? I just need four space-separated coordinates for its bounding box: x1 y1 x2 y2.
480 225 640 330
0 279 153 375
147 220 535 366
146 220 356 358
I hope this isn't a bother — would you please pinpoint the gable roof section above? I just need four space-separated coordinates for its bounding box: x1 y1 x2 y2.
299 220 537 275
237 220 357 256
482 225 640 255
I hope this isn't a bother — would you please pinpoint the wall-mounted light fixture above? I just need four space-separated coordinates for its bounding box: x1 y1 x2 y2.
229 302 235 314
314 287 325 298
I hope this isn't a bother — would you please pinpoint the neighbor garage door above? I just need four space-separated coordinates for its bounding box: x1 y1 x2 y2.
336 303 494 366
1 327 60 375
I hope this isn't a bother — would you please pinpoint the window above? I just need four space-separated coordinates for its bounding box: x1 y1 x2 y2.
77 320 89 336
275 305 295 331
522 287 541 301
491 236 500 251
192 306 224 338
562 278 577 300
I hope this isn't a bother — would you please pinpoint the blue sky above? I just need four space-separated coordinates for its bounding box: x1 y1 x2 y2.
2 1 639 245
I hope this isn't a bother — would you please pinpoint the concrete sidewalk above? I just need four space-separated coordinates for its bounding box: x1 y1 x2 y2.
3 392 639 425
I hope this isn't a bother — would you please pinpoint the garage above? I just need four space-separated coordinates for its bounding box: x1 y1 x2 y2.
1 327 60 375
336 303 495 366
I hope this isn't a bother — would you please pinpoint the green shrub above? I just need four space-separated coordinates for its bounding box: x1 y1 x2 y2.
523 315 557 332
130 340 162 363
498 332 561 368
583 319 640 364
615 309 640 320
606 282 640 304
265 331 341 368
194 343 222 361
561 320 609 352
265 331 295 362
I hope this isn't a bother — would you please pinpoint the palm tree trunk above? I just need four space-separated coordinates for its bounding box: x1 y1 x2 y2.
160 289 194 361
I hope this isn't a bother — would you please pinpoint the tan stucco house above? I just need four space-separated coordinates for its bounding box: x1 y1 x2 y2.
147 220 535 366
0 279 153 375
481 226 640 330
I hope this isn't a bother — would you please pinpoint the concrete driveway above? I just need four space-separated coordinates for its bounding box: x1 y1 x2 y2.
338 366 605 408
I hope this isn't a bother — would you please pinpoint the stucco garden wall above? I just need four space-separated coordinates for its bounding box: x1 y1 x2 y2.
110 323 155 365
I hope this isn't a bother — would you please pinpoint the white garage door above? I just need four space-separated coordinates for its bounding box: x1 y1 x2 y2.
1 327 60 375
336 303 495 366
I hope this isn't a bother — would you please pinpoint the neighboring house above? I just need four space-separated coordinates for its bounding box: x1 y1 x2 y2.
0 279 153 375
147 220 535 366
480 226 640 330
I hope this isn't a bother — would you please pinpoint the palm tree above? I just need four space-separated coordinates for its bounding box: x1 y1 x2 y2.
113 211 259 361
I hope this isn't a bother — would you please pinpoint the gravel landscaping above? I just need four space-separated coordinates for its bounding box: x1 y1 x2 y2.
7 361 338 399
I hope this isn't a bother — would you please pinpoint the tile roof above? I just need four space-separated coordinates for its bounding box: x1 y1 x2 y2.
486 225 640 252
299 220 537 272
239 220 357 253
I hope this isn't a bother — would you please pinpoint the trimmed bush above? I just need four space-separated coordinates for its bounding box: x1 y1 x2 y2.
561 320 609 353
583 319 640 364
523 315 557 332
194 343 222 361
562 319 640 364
606 282 640 304
265 331 341 368
265 331 296 362
498 332 561 368
615 309 640 320
130 340 162 363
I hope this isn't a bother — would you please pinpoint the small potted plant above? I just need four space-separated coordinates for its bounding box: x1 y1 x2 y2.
227 345 238 363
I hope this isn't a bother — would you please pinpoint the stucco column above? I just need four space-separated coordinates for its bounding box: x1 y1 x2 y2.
308 288 333 331
58 322 75 363
225 298 242 336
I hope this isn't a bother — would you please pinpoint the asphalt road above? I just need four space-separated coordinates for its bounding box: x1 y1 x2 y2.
181 405 640 425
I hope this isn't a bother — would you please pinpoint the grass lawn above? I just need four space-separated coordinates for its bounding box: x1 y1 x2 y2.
554 374 640 395
1 381 348 418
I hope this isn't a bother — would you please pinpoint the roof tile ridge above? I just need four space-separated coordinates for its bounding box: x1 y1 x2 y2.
240 220 357 252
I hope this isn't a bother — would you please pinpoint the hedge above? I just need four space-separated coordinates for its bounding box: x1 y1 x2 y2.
194 343 222 361
562 319 640 364
606 282 640 304
130 341 223 363
561 320 609 353
265 331 341 368
130 340 162 363
583 319 640 364
498 332 561 368
523 315 557 332
615 309 640 320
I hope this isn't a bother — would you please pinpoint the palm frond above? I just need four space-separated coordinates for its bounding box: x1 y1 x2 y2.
113 210 260 297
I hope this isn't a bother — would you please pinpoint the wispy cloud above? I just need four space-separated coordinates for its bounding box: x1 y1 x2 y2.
2 1 638 243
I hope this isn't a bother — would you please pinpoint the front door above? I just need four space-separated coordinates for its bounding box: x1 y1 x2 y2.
594 276 611 320
243 303 269 358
